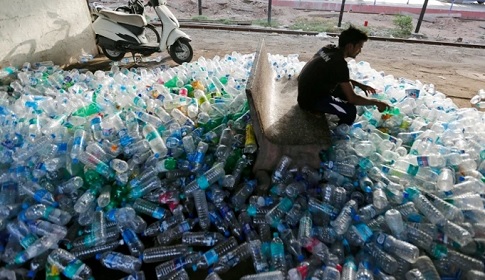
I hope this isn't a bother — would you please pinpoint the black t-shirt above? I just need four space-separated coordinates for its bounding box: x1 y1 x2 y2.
297 45 350 110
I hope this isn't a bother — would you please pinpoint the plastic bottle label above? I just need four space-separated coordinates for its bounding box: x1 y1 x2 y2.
102 253 122 269
73 136 82 145
43 206 54 219
196 176 210 190
416 156 429 167
204 249 218 266
20 234 37 249
193 151 204 163
63 260 84 278
145 131 157 142
34 189 49 203
180 221 191 232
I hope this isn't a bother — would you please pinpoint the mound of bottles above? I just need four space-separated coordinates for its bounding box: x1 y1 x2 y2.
0 51 484 280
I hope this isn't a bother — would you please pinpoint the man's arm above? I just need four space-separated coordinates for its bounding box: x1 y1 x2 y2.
340 82 388 112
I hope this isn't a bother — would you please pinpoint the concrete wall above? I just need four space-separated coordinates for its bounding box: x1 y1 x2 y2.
0 0 97 67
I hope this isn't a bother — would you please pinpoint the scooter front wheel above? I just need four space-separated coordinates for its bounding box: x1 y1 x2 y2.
169 38 193 65
101 47 126 61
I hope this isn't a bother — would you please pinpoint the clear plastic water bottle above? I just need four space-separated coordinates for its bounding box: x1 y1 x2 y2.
184 162 225 194
441 220 473 247
207 203 231 238
71 240 123 260
73 189 97 214
110 158 129 173
374 232 419 263
181 232 224 247
7 220 38 249
71 226 119 248
70 129 87 162
342 256 358 280
364 242 398 275
97 251 141 274
121 227 144 257
307 197 338 220
20 204 72 226
77 152 115 180
154 253 200 279
421 191 464 223
156 218 198 245
446 249 484 272
192 189 210 230
27 220 67 240
20 181 58 207
297 211 312 243
322 265 341 280
270 232 286 273
56 176 84 194
384 209 405 238
465 270 485 280
404 187 446 226
240 271 285 280
312 226 337 244
231 180 256 210
190 141 209 172
412 256 440 280
265 197 293 231
330 199 358 235
272 155 292 183
142 123 168 158
373 188 389 210
213 242 251 273
238 211 259 241
143 214 184 237
356 261 374 280
402 224 434 252
47 248 93 280
356 204 385 222
405 268 425 280
248 239 269 273
142 244 190 263
11 233 59 265
193 236 238 271
133 198 168 220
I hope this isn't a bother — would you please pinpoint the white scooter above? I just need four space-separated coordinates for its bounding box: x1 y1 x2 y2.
92 0 193 64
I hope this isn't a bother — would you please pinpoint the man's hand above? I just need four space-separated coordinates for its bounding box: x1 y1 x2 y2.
351 80 377 96
359 84 377 96
375 100 390 112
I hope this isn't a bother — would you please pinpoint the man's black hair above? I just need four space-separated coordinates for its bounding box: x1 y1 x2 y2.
338 25 368 49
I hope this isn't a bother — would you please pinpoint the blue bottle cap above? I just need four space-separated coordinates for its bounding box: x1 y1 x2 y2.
27 270 36 278
246 205 257 216
297 255 305 262
18 210 27 222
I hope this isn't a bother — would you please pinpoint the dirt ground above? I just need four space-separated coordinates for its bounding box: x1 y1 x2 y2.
89 0 485 108
166 0 485 44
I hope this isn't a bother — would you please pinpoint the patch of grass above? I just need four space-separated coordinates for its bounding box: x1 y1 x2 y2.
392 14 413 38
191 15 209 21
252 19 280 28
217 18 237 25
288 17 343 33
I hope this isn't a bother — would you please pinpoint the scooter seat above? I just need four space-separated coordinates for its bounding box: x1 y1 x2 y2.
99 9 147 27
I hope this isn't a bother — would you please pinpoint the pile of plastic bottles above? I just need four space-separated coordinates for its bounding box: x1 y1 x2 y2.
0 50 484 280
